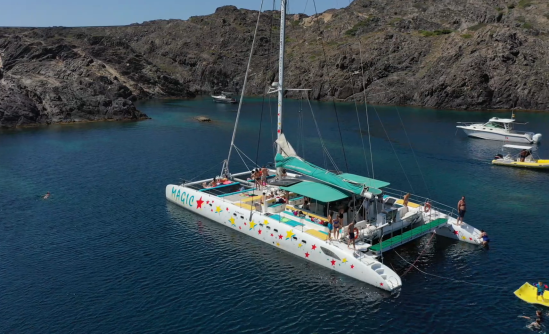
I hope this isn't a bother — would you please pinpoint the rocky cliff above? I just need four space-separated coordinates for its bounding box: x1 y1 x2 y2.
1 0 549 127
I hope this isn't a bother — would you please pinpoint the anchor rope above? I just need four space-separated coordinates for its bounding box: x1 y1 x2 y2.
393 249 506 290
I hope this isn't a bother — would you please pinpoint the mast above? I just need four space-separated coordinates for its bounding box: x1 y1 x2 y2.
276 0 287 155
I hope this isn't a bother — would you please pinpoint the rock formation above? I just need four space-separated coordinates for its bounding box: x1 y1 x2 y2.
1 0 549 127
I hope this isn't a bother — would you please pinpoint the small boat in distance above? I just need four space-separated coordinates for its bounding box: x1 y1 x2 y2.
211 91 238 104
492 144 549 169
457 115 542 144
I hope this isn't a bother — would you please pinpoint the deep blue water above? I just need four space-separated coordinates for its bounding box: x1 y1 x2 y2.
1 97 549 333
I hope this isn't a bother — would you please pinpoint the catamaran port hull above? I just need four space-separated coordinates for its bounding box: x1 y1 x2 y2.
166 184 402 291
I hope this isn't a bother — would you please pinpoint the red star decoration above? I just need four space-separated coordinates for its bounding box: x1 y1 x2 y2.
469 237 472 240
380 283 383 286
350 265 354 269
196 197 204 209
226 208 229 211
278 234 283 239
206 201 209 204
239 226 241 229
244 222 247 225
331 259 336 266
258 229 262 235
453 230 459 235
211 209 213 212
312 244 317 250
305 252 310 257
271 233 274 237
277 129 281 133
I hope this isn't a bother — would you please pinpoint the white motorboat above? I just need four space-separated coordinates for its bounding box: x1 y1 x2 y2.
167 1 483 292
211 91 237 104
456 116 542 143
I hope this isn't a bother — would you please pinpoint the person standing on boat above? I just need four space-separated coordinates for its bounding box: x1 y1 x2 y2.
347 220 356 250
254 169 262 190
327 210 334 241
456 196 466 225
261 166 268 186
333 214 342 240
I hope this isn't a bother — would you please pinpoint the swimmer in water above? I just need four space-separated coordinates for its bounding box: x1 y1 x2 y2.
520 310 544 323
527 318 544 332
43 192 50 199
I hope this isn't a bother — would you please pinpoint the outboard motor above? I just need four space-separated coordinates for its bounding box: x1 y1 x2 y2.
494 153 503 160
533 133 542 143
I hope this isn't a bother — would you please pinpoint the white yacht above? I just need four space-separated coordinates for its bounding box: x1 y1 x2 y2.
457 116 542 143
211 91 237 104
167 1 483 292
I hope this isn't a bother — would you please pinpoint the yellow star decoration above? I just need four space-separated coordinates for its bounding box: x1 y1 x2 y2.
229 217 236 226
276 242 280 247
215 206 221 213
263 219 269 225
249 221 256 229
342 258 348 263
461 236 466 240
298 243 303 248
286 230 295 239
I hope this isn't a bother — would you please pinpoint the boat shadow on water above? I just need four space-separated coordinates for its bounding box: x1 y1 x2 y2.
166 202 393 302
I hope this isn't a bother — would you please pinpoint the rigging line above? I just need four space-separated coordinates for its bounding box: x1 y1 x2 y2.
357 40 375 179
226 0 265 170
234 146 252 172
305 92 341 172
254 0 277 168
393 249 507 290
268 0 276 159
311 0 349 172
394 107 433 199
372 105 415 193
187 160 225 182
345 45 371 178
235 145 261 168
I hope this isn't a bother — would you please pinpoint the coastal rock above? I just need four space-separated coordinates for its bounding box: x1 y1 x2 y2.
1 0 549 127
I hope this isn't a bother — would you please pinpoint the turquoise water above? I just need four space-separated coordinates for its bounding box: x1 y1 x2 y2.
1 97 548 333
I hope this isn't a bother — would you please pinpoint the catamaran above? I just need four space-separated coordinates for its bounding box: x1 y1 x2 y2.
166 1 483 291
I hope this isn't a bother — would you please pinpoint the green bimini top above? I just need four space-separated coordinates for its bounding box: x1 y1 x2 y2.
275 154 385 196
280 182 349 203
338 173 390 189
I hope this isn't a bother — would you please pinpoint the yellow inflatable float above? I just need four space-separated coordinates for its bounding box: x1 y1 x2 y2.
514 283 549 306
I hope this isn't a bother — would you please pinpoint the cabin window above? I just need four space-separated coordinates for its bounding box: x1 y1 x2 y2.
259 223 264 227
274 229 278 233
240 216 244 219
301 240 307 244
320 246 341 260
266 226 271 229
292 236 298 240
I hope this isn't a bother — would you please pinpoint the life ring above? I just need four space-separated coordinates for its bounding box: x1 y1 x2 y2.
353 228 359 240
424 202 431 213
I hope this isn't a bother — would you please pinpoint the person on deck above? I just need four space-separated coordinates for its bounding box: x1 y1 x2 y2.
347 220 356 250
254 169 262 190
520 149 531 162
261 166 268 186
327 210 334 241
456 196 466 225
535 282 547 302
333 214 343 240
281 168 287 178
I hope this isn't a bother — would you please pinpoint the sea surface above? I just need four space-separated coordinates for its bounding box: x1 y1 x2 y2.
1 97 549 333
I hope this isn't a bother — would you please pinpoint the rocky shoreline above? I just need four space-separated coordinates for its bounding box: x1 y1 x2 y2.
2 0 549 128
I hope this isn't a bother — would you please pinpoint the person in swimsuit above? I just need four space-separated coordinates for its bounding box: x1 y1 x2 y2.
327 210 334 241
261 166 268 186
527 318 544 332
520 310 544 323
43 192 50 199
456 196 466 225
333 214 342 240
347 220 356 250
253 169 262 190
478 230 490 248
535 282 547 302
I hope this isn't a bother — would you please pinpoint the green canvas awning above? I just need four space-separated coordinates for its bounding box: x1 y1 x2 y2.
280 182 349 203
338 173 390 189
275 154 384 196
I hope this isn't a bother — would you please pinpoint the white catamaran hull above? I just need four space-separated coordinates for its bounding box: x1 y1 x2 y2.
166 184 402 291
